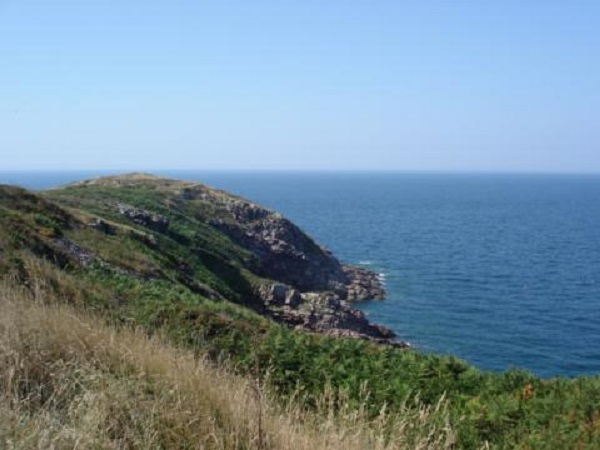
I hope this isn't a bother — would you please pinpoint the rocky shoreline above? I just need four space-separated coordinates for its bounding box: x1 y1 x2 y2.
341 264 386 301
256 279 405 347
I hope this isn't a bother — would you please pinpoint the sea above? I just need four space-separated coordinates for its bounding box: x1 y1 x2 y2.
2 170 600 378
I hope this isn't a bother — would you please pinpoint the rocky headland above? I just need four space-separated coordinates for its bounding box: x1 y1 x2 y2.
155 176 398 344
5 173 402 347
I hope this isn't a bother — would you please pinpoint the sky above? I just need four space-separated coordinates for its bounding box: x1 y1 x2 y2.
1 1 599 172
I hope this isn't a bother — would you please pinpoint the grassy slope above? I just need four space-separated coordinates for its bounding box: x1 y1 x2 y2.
0 282 453 450
1 177 600 449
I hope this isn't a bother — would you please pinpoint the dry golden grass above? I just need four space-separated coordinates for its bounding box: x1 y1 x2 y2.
0 281 457 450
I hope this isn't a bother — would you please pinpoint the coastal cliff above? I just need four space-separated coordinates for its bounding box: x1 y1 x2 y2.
1 173 396 345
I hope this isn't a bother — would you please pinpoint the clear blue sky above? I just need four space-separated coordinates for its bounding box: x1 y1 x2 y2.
1 1 598 172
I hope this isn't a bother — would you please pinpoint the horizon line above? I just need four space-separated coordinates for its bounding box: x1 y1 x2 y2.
2 168 600 176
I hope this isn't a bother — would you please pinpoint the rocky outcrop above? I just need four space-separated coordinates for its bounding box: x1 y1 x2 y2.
52 237 98 267
342 265 386 301
256 282 405 347
211 211 344 291
174 180 390 345
118 204 170 233
206 198 386 301
89 218 117 235
257 283 302 308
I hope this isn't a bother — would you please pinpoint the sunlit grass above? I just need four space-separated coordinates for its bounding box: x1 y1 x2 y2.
0 282 458 450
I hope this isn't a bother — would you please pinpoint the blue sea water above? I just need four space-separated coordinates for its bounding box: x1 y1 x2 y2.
2 170 600 378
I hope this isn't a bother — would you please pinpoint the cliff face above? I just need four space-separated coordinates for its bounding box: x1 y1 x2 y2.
165 179 385 301
169 181 391 342
212 212 346 291
1 174 398 345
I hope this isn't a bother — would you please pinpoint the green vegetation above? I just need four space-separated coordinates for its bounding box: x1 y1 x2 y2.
1 175 600 449
1 282 453 450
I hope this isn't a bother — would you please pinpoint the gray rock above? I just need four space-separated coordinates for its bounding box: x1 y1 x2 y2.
257 283 291 306
52 237 97 267
255 282 404 347
284 289 301 307
117 204 169 233
89 218 116 235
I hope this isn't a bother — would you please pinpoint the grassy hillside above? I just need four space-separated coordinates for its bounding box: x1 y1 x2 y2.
0 282 453 450
1 174 600 449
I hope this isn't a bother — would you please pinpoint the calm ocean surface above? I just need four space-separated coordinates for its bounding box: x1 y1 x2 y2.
3 171 600 378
